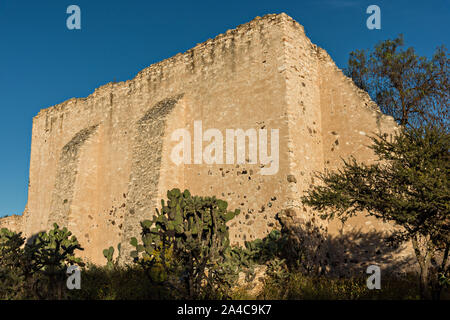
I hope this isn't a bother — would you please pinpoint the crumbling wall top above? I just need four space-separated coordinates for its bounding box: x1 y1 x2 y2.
34 13 301 120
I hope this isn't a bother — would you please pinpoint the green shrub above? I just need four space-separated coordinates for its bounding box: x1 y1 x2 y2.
68 264 172 300
0 224 84 300
257 271 422 300
0 228 27 299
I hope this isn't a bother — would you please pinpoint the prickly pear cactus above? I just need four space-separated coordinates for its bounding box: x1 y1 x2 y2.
103 246 114 269
27 223 84 272
131 189 240 261
103 243 121 269
130 189 240 298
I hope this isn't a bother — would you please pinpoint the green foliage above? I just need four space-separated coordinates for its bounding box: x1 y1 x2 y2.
243 230 285 263
344 36 449 298
224 233 274 285
103 243 121 270
131 189 241 299
68 264 172 300
0 224 84 299
345 35 449 129
27 224 85 299
264 257 289 286
1 215 442 300
227 229 289 280
27 223 84 273
302 125 449 299
0 228 25 269
0 229 27 299
256 271 422 300
302 126 449 243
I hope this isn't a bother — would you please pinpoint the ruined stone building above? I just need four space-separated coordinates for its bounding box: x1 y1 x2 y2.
0 13 414 271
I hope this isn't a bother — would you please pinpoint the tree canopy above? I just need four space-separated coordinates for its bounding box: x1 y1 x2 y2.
302 125 449 299
345 35 449 129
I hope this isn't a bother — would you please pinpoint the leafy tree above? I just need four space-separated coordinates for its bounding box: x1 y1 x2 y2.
345 35 449 129
131 189 240 299
0 229 27 299
302 126 449 299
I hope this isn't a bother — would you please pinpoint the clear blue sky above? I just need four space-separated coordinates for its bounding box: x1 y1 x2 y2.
0 0 448 216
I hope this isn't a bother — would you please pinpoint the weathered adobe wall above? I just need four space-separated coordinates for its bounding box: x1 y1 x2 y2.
277 17 414 274
317 47 414 274
1 13 414 270
19 14 291 264
0 215 23 233
317 48 397 234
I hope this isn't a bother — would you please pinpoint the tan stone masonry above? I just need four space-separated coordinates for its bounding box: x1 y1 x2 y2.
1 13 414 271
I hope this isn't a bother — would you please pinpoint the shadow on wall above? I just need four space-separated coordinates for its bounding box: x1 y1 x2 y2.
25 231 47 246
274 209 416 278
323 229 415 277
